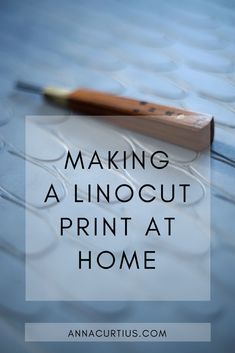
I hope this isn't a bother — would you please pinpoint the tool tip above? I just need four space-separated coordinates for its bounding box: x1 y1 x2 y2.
15 81 43 94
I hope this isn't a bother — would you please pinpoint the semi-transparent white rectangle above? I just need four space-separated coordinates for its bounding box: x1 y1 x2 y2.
25 115 211 300
25 323 211 342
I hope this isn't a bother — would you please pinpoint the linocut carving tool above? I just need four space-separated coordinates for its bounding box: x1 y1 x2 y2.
15 81 214 151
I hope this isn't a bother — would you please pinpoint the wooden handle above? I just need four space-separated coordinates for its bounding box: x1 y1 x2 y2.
67 89 214 151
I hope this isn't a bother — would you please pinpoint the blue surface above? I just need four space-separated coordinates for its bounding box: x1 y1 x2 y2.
0 0 235 352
